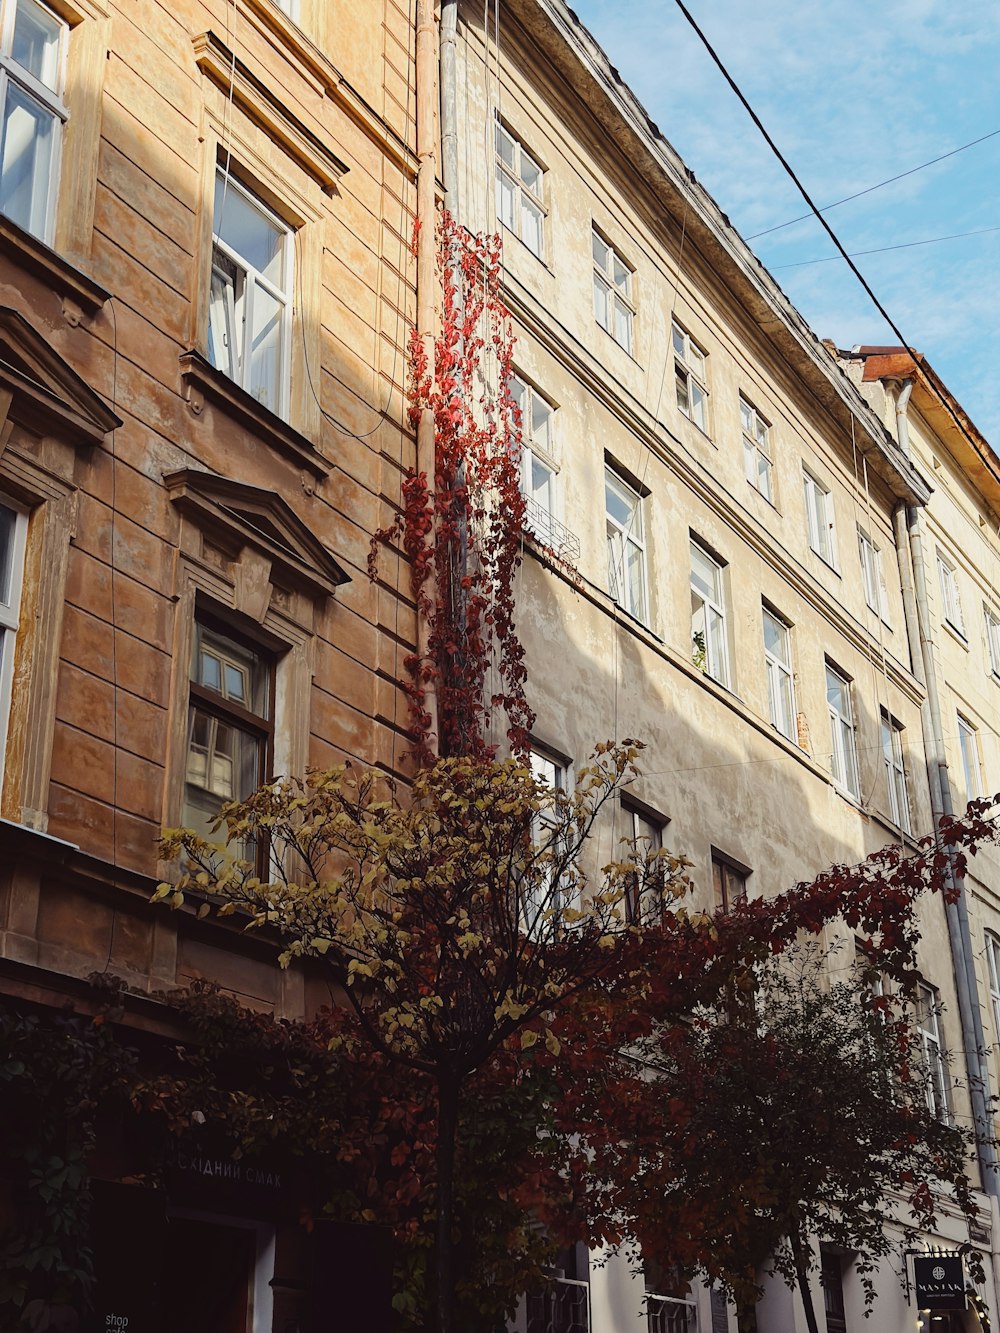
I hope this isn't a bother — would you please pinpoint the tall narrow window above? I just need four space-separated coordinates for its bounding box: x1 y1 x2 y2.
820 1251 847 1333
915 982 949 1121
957 713 982 800
495 120 545 258
184 620 273 852
209 170 293 417
880 710 910 833
592 228 634 354
858 527 889 620
985 607 1000 679
712 853 748 913
672 322 708 431
985 934 1000 1048
510 372 556 540
936 551 965 637
803 468 837 567
826 663 859 798
0 497 27 787
522 748 567 934
690 540 729 687
0 0 67 241
762 606 795 740
740 397 773 502
605 468 647 623
621 800 666 924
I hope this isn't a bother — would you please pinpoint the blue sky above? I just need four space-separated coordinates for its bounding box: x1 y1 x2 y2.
570 0 1000 444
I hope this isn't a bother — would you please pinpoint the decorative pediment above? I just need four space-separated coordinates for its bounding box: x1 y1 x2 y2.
0 306 121 445
163 468 350 601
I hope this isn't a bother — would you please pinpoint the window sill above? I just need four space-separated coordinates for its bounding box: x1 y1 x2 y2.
595 321 640 366
179 350 331 478
808 546 841 577
0 213 110 318
943 619 968 649
498 220 551 272
747 480 779 512
678 411 715 445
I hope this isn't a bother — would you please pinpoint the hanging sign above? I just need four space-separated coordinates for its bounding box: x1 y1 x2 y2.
912 1253 968 1311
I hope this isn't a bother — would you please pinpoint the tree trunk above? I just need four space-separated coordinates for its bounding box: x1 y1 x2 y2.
433 1073 460 1333
791 1235 821 1333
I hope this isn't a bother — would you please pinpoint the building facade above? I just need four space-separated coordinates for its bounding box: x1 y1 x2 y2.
449 0 1000 1329
0 0 418 1324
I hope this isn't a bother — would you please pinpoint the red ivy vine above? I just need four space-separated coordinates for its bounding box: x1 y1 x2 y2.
370 211 533 764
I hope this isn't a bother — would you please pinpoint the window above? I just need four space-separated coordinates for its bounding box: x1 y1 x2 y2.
184 620 273 853
936 551 965 637
161 1214 274 1333
621 800 666 925
740 397 772 502
0 497 26 787
592 228 634 354
985 934 1000 1048
826 663 859 799
880 711 910 833
209 169 293 417
0 0 67 242
690 540 729 687
762 606 796 741
672 322 708 431
858 527 889 620
803 468 837 567
605 468 647 623
495 120 545 258
273 0 299 16
957 713 982 801
915 982 949 1121
522 748 568 933
712 853 747 913
820 1250 847 1333
510 372 556 537
985 607 1000 678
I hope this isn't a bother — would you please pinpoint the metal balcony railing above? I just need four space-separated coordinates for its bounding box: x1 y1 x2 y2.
522 497 581 564
645 1293 699 1333
526 1276 590 1333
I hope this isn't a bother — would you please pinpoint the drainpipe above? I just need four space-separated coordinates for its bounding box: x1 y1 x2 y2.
894 379 999 1199
440 0 459 205
415 0 439 754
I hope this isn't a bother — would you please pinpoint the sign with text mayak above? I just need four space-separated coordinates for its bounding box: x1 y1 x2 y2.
912 1254 967 1311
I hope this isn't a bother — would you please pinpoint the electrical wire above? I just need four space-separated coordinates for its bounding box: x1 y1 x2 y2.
668 0 1000 495
773 224 1000 270
747 128 1000 241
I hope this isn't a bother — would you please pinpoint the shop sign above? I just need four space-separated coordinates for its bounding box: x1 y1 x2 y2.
913 1254 967 1311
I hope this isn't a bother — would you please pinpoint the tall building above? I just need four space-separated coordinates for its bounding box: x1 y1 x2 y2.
448 0 1000 1328
0 0 417 1323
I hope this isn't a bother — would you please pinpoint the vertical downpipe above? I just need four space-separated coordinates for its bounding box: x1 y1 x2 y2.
415 0 439 754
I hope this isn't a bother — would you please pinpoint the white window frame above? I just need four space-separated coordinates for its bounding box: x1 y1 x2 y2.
273 0 299 18
880 710 910 833
495 119 545 259
509 371 557 539
740 396 773 502
936 551 965 638
592 227 634 355
209 168 294 419
986 606 1000 680
0 496 27 791
957 713 982 801
523 747 569 934
0 0 69 243
858 527 890 621
672 321 708 432
762 605 796 741
915 982 949 1122
690 539 729 688
605 467 648 624
803 467 837 568
826 662 859 799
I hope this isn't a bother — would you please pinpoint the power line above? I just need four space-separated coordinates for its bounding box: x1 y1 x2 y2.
747 128 1000 241
773 223 1000 270
669 0 1000 493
